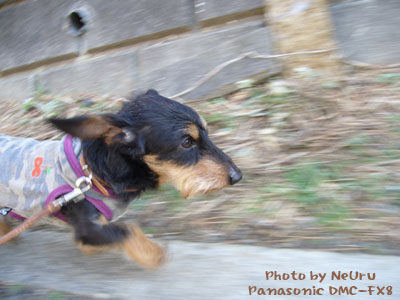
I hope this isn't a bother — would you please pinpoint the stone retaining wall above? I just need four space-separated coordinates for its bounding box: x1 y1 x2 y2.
329 0 400 65
1 0 399 102
0 0 280 101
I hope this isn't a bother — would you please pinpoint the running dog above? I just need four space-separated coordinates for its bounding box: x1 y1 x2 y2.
0 89 242 268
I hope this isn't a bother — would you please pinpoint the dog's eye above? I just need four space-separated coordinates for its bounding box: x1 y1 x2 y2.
182 136 194 148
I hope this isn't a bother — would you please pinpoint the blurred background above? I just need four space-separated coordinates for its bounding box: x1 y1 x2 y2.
1 0 400 298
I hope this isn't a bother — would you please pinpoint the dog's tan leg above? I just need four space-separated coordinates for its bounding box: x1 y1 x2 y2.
77 224 166 269
73 213 165 268
0 216 12 236
119 224 166 269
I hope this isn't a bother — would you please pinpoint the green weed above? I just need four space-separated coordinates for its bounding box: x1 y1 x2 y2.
378 73 400 84
209 97 226 104
236 79 256 89
315 202 350 229
47 291 66 300
204 113 236 128
33 82 49 97
285 162 325 206
8 284 24 294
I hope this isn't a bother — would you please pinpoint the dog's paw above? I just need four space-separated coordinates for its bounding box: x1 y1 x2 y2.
120 224 166 269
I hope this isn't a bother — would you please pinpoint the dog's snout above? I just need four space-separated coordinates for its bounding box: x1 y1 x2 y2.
229 167 242 185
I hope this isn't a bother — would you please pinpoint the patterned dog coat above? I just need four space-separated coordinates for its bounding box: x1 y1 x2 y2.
0 134 129 226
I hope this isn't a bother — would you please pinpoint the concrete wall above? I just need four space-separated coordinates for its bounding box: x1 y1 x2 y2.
1 0 399 102
329 0 400 65
0 0 280 101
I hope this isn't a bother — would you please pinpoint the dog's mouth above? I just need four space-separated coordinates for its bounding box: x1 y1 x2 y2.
143 155 229 198
179 180 226 199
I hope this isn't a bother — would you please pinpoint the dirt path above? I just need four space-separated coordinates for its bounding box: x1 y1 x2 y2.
1 229 399 299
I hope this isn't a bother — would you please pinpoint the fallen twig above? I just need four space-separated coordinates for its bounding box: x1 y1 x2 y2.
171 49 336 100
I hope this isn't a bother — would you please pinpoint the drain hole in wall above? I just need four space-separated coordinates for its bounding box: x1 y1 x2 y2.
68 10 88 36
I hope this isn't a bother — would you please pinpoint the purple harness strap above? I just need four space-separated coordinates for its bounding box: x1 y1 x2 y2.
8 211 25 221
63 135 114 220
44 185 71 222
8 136 115 222
64 135 119 199
8 187 71 222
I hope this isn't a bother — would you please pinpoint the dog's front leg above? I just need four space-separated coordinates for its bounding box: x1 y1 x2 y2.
118 223 166 269
63 201 165 269
76 220 165 269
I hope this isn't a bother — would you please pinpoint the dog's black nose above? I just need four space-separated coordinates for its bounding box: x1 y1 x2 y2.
229 167 242 185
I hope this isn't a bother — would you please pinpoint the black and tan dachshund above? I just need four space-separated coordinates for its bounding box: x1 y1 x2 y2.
0 89 242 268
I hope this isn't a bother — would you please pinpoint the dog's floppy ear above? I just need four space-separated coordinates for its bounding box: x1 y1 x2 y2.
49 115 130 145
146 89 159 96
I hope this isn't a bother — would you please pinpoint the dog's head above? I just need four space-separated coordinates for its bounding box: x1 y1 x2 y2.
51 90 242 198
